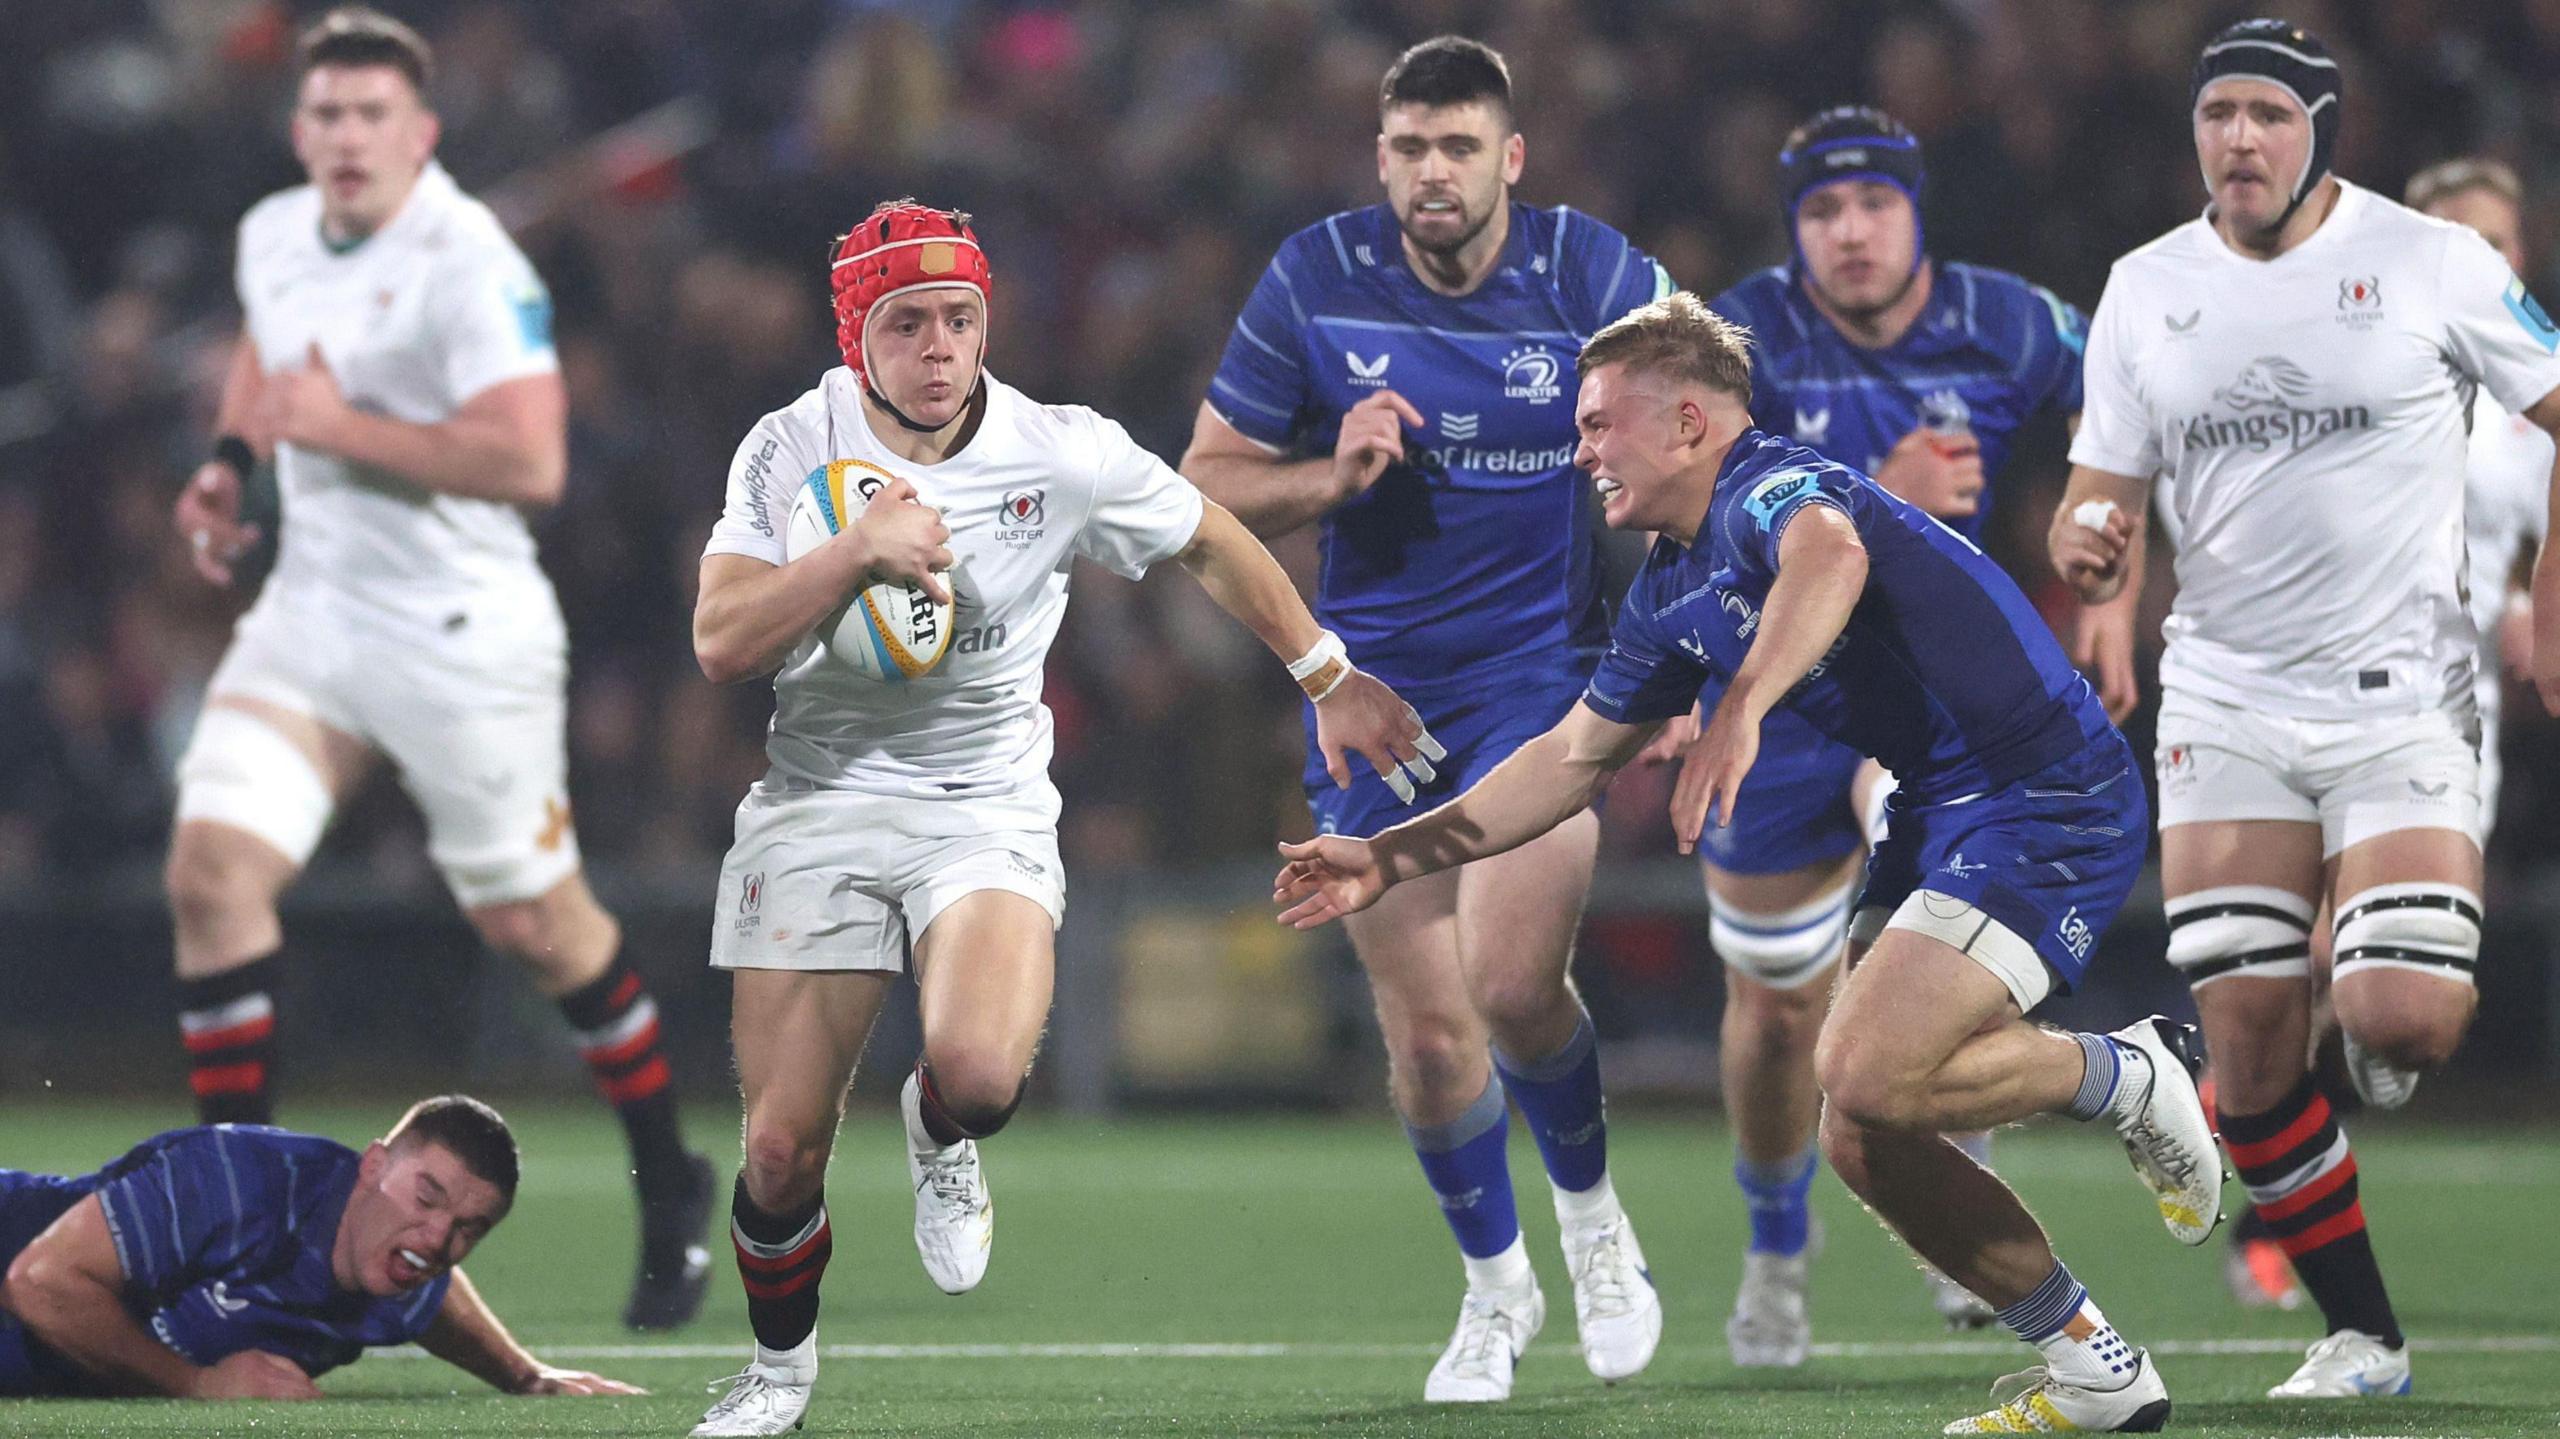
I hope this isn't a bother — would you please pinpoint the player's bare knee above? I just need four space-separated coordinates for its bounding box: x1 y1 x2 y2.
920 1051 1027 1125
467 900 548 961
1813 1029 1926 1132
2337 990 2472 1071
163 837 278 940
1468 966 1571 1044
1728 974 1828 1055
1385 1016 1482 1109
741 1120 830 1203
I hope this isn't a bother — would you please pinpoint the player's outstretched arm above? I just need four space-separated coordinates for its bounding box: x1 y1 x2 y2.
694 477 954 683
258 348 569 506
1669 506 1868 851
1175 497 1444 802
418 1268 644 1397
2521 385 2560 713
1275 703 1653 929
0 1195 317 1399
1182 394 1421 538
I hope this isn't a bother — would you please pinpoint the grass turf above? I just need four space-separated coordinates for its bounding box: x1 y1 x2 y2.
1 1099 2554 1436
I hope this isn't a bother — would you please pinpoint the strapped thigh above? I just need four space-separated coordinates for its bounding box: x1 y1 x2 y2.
2332 883 2481 987
2164 885 2315 987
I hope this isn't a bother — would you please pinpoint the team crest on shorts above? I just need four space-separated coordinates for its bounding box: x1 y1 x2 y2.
734 871 765 937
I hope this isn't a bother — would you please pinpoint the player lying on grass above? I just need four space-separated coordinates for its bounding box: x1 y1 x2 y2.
1274 292 2222 1435
0 1096 637 1401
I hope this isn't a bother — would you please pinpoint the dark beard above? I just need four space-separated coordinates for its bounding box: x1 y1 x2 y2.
1399 203 1491 258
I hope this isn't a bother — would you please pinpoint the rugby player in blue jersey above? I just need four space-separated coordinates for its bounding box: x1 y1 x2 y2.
0 1096 635 1400
1639 107 2092 1359
1276 294 2223 1434
1183 36 1671 1401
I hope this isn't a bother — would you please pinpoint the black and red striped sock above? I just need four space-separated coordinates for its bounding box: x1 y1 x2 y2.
731 1176 830 1352
559 957 689 1197
178 956 280 1125
2223 1075 2401 1347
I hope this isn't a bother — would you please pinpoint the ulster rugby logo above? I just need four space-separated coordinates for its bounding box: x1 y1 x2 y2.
996 488 1046 548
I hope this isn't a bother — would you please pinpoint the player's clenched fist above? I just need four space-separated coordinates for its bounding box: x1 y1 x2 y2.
1331 389 1427 500
1273 835 1390 929
191 1349 322 1401
848 476 955 605
173 461 262 587
2050 498 2133 603
1873 427 1985 518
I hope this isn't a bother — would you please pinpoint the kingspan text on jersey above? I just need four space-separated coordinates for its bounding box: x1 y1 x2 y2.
2180 403 2374 455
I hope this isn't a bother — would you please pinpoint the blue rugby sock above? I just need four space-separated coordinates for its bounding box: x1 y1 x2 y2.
1406 1076 1523 1261
1493 1010 1608 1196
1735 1146 1818 1256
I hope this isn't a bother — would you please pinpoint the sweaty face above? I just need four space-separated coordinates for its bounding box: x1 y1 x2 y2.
1575 364 1697 534
1378 102 1523 259
340 1141 505 1298
291 65 438 240
2195 77 2313 236
2423 187 2527 274
864 290 987 430
1795 179 1921 318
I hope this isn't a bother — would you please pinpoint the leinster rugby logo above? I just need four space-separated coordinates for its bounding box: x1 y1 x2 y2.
1502 346 1563 404
996 488 1046 548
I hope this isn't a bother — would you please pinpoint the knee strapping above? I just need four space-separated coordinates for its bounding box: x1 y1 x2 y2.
1710 885 1852 990
174 705 335 866
2165 886 2313 986
2333 883 2481 985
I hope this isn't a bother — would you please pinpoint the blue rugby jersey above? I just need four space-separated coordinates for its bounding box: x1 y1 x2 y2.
1208 202 1671 689
1711 262 2085 544
0 1126 448 1393
1584 431 2113 803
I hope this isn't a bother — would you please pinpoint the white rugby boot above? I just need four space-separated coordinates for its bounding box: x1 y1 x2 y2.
692 1344 816 1437
1424 1278 1545 1402
1561 1211 1660 1381
2341 1033 2422 1111
1726 1249 1811 1368
2104 1017 2225 1244
902 1070 993 1294
2267 1329 2412 1398
1942 1350 2172 1434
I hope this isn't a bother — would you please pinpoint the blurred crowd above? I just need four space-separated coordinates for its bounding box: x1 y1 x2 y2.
5 0 2559 889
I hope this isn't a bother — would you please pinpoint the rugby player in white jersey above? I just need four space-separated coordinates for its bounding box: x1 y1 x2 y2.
164 7 713 1331
2053 20 2560 1401
686 201 1437 1438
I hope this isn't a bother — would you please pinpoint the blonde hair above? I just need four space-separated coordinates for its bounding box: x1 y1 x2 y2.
2405 157 2521 213
1577 291 1754 403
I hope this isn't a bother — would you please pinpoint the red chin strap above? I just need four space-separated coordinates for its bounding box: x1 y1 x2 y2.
828 201 992 431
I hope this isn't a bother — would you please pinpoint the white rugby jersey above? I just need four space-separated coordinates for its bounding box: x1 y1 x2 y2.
706 370 1206 819
2073 181 2560 718
237 162 559 617
2464 390 2554 726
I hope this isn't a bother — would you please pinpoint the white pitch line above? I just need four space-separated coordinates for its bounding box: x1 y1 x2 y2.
369 1335 2560 1362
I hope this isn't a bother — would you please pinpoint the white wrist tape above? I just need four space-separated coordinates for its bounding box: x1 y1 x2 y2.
1286 631 1348 682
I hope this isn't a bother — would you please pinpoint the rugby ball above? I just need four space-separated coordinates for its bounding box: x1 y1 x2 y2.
784 461 954 682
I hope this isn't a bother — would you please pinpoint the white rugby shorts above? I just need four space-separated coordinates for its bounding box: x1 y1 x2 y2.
177 586 576 906
2154 688 2481 855
709 780 1065 973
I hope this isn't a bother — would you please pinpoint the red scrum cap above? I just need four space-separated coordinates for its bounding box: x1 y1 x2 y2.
829 200 992 420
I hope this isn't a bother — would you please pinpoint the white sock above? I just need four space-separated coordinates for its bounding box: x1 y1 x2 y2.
754 1333 817 1380
2035 1297 2138 1392
1462 1234 1535 1294
1553 1171 1623 1228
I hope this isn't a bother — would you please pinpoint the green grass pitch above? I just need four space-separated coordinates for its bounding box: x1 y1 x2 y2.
1 1100 2554 1436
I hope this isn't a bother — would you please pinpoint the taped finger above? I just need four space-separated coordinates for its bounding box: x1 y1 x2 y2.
1410 720 1448 764
1403 749 1437 785
1380 762 1416 804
